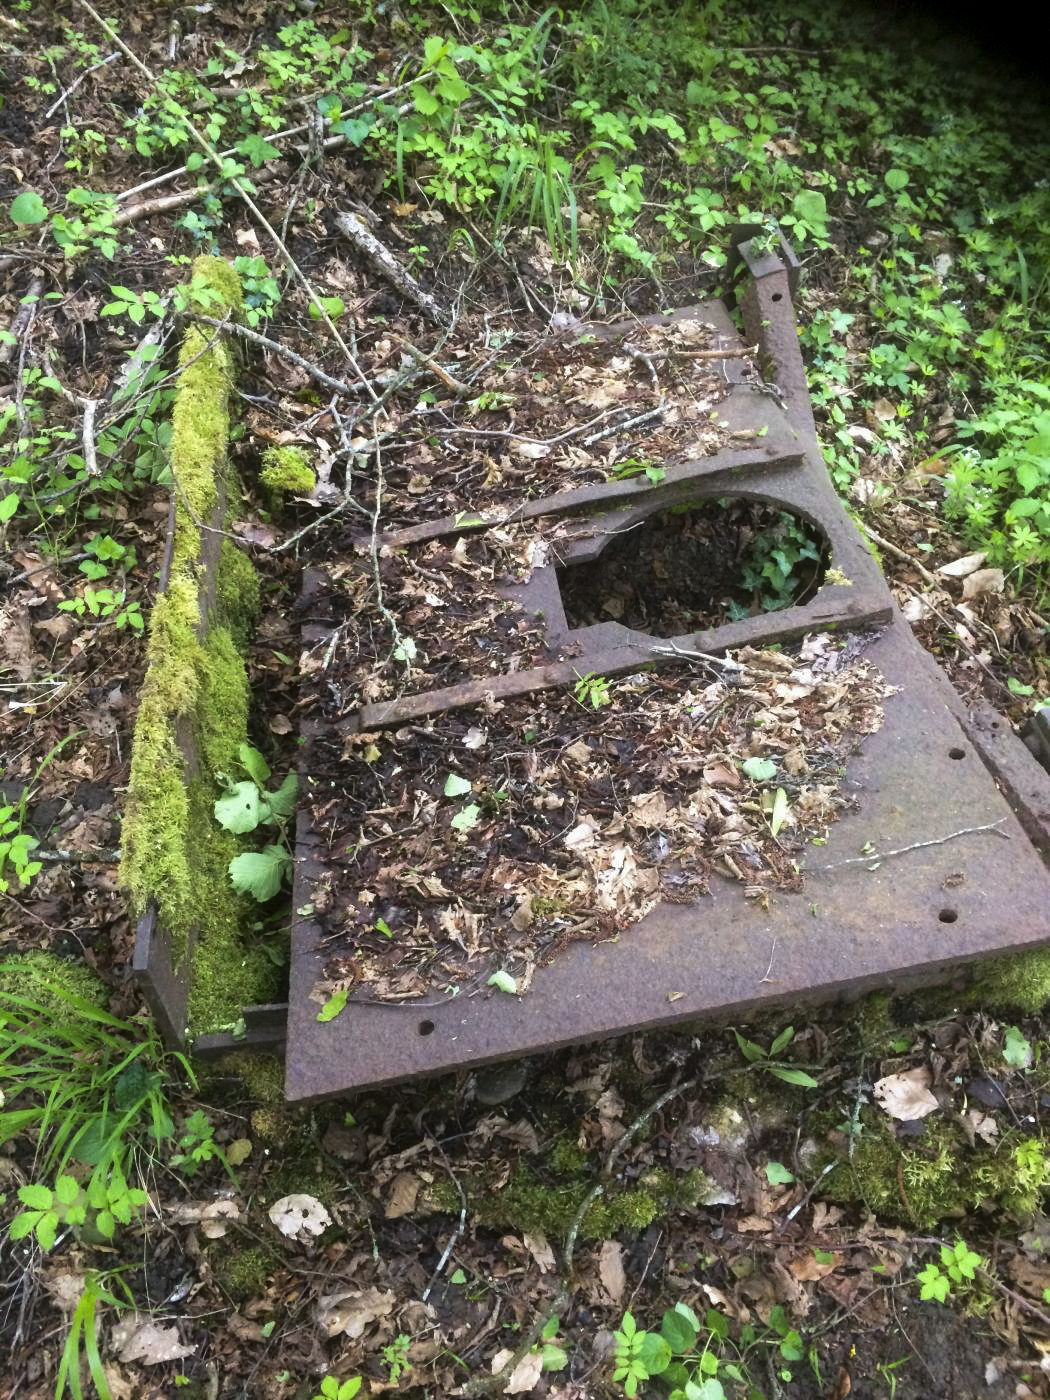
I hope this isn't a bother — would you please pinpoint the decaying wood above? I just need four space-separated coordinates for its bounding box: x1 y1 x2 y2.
335 209 451 328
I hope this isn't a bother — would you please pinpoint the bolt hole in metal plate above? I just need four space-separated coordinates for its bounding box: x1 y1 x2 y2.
282 235 1050 1101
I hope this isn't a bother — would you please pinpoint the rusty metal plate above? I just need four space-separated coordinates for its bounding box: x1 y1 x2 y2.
285 619 1050 1100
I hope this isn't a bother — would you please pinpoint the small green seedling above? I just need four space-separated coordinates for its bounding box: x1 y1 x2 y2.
732 1026 819 1088
573 672 612 709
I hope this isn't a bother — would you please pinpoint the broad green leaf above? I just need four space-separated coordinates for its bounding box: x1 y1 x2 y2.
637 1331 672 1375
317 988 348 1023
769 1025 795 1056
450 803 480 831
54 1175 80 1206
9 1211 41 1240
214 781 266 834
239 743 271 787
267 771 298 819
660 1306 698 1354
444 773 472 797
765 1161 795 1185
228 845 290 901
10 191 47 224
236 133 281 166
487 970 517 994
1003 1025 1033 1068
36 1212 58 1251
741 757 776 782
885 168 909 191
732 1028 765 1062
0 494 19 523
541 1344 569 1371
18 1183 53 1210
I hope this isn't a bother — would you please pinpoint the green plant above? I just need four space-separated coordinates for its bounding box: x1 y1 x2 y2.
732 1026 820 1088
58 586 144 631
612 1300 807 1398
55 1270 134 1400
611 457 667 484
876 1358 909 1400
383 1334 413 1383
169 1108 236 1182
212 743 297 901
312 1378 362 1400
916 1237 982 1303
731 512 824 616
11 1167 147 1251
573 671 612 709
0 805 42 893
100 285 166 327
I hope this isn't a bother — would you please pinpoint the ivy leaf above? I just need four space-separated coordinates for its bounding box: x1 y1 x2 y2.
229 845 290 901
317 988 348 1023
487 970 517 995
443 773 472 797
214 781 267 834
10 191 47 225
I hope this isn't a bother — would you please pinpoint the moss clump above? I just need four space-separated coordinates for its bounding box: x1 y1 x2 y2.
431 1163 710 1240
197 626 250 778
260 445 315 497
213 1243 281 1303
967 949 1050 1015
548 1138 590 1174
213 1051 286 1104
216 541 260 652
0 951 107 1013
823 1111 1050 1228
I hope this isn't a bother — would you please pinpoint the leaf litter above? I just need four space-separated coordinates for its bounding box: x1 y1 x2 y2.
304 626 895 1006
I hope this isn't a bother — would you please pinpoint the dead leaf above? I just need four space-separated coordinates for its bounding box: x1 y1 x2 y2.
268 1193 332 1239
523 1233 556 1273
169 1199 242 1239
386 1172 421 1218
599 1240 626 1303
226 1138 252 1167
937 550 987 578
491 1348 543 1394
112 1314 195 1365
268 713 293 734
874 1067 940 1120
317 1286 396 1340
962 567 1004 599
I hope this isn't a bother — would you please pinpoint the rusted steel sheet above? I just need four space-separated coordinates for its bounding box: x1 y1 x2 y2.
285 619 1050 1100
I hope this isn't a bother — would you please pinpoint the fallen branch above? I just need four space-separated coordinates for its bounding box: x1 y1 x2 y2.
0 276 44 367
395 338 471 395
860 520 939 588
335 209 451 328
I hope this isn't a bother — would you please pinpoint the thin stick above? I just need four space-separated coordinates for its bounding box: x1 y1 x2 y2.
421 1143 468 1304
189 313 361 400
44 50 120 119
396 338 470 395
0 276 44 367
812 819 1009 872
583 400 665 446
72 0 378 404
860 520 939 588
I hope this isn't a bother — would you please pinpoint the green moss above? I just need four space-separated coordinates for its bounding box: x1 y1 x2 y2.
213 1243 280 1303
212 1051 286 1104
548 1138 590 1174
823 1111 1050 1228
966 949 1050 1015
216 541 260 652
260 445 315 496
197 626 250 777
0 951 107 1013
431 1162 709 1240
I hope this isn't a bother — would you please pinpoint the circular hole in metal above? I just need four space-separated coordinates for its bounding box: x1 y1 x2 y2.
557 498 829 638
771 292 783 302
418 1019 436 1036
938 908 958 924
949 747 965 760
